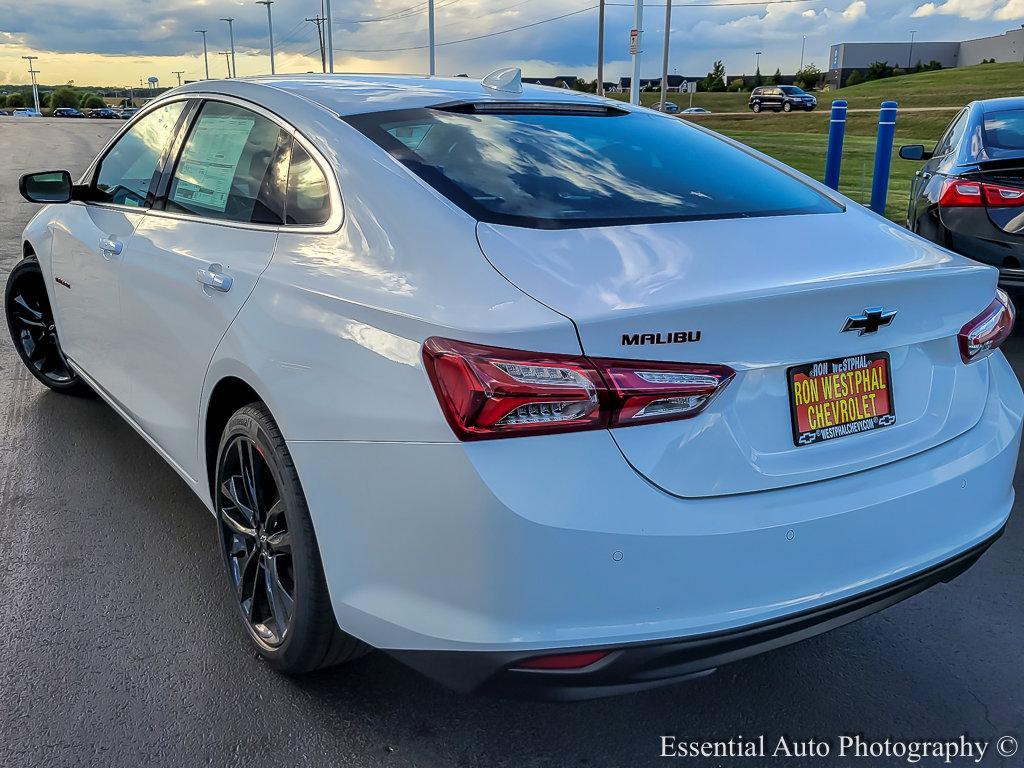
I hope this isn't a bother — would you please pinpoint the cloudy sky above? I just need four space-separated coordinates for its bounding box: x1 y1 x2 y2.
0 0 1020 87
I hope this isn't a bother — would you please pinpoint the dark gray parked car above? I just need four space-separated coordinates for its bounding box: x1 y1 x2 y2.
748 85 816 113
900 97 1024 291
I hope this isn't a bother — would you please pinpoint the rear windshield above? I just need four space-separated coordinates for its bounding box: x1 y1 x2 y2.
983 109 1024 151
347 106 840 229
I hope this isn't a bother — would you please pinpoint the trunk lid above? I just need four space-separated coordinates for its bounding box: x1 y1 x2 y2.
477 210 997 497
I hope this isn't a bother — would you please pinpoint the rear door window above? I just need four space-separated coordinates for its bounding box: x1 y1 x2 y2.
166 101 288 224
348 105 840 229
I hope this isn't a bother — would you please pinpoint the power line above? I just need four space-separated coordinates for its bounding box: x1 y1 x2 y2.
337 5 597 52
334 0 821 53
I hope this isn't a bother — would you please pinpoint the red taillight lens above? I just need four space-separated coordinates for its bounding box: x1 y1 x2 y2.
599 359 736 427
958 290 1015 364
422 337 735 440
939 179 983 207
512 650 610 670
939 179 1024 209
982 182 1024 207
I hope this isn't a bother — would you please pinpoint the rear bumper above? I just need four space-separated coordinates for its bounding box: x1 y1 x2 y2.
390 528 1002 700
289 351 1022 691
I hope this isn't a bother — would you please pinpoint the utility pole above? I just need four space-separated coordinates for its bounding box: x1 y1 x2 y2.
799 35 806 71
908 30 917 69
219 52 233 78
306 16 327 73
629 0 643 105
324 0 334 73
596 0 606 97
257 0 276 74
754 50 762 78
21 56 41 114
195 29 210 79
172 70 185 87
659 0 672 111
428 0 436 75
221 18 236 78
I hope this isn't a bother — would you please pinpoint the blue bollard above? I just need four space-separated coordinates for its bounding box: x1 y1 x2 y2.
870 100 899 215
824 99 847 190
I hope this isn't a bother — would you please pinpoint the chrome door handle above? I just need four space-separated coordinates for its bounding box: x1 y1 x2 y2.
196 266 233 293
99 237 123 256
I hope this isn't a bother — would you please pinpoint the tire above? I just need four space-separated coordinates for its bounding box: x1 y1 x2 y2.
214 402 369 674
4 256 89 395
783 102 792 113
751 102 761 113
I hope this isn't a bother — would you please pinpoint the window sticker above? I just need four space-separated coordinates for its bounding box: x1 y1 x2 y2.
172 115 255 212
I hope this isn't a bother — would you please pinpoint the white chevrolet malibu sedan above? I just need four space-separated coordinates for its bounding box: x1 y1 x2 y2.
7 72 1022 699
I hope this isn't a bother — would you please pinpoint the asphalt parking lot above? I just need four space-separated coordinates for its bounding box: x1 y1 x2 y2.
0 118 1022 768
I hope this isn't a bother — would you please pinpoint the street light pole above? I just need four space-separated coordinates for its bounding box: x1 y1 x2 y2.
21 55 41 114
908 30 917 69
257 1 276 75
427 0 436 75
596 0 606 97
754 50 762 80
324 0 335 73
629 0 643 106
799 35 806 71
659 0 672 111
219 52 233 78
220 18 236 78
195 30 210 79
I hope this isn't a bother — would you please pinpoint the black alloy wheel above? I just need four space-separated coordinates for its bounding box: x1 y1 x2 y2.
218 432 295 649
4 257 87 394
214 403 369 673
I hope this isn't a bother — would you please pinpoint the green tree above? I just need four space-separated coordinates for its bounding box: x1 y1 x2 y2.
927 60 943 70
81 93 106 109
48 87 80 109
753 66 764 87
794 63 821 90
701 59 726 92
845 69 864 87
767 67 781 85
727 78 747 92
5 92 26 108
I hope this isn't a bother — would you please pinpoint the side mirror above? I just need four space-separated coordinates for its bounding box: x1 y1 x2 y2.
898 145 931 161
19 170 73 204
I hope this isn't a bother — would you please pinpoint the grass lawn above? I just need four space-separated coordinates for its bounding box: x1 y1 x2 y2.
603 62 1023 222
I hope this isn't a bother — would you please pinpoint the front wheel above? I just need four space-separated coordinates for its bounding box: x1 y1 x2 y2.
783 102 793 113
4 257 88 395
215 402 369 673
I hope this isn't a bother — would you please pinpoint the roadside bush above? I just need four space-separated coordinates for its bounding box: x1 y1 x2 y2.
5 93 26 108
794 63 822 90
727 79 747 92
81 94 106 109
864 60 894 81
845 70 864 87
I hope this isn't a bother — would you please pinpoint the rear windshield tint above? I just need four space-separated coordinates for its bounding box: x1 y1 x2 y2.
346 106 840 229
983 109 1024 151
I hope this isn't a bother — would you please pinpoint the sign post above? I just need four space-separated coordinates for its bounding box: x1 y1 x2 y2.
629 0 643 105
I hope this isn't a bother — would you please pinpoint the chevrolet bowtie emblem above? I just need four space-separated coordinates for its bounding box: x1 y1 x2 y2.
842 307 897 336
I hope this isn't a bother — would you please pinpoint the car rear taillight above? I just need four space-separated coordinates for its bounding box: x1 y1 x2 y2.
958 290 1015 364
422 337 735 440
939 179 1024 208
